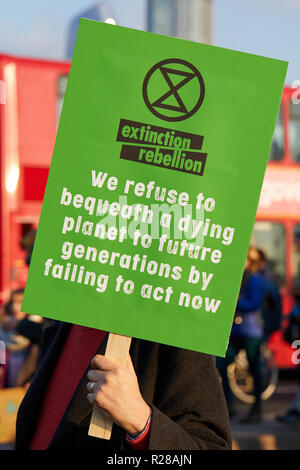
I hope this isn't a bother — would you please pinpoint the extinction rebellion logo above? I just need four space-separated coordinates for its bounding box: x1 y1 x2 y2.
142 58 205 122
116 59 208 177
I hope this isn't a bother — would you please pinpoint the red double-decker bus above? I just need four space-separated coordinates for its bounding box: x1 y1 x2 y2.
254 86 300 368
0 54 299 367
0 54 70 302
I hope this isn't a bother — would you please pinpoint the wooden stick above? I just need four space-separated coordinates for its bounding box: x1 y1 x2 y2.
88 333 132 439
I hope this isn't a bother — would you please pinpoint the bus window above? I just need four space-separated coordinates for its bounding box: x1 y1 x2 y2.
290 101 300 162
57 74 69 122
292 224 300 290
269 106 283 161
252 221 286 286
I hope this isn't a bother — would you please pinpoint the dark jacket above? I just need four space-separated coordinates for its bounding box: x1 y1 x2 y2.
16 322 231 450
237 272 265 314
233 271 265 339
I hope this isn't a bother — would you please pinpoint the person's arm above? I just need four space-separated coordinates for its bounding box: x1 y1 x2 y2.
237 275 264 313
87 345 231 451
87 352 153 438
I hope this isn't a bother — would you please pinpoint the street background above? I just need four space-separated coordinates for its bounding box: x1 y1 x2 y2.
0 0 299 451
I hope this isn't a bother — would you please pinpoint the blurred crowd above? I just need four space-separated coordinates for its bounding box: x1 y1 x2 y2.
0 288 50 389
0 231 51 390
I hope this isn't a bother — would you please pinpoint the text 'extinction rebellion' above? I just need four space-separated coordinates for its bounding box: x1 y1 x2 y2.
116 119 208 176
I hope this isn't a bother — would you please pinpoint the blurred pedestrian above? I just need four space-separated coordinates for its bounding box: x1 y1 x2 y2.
0 288 47 388
0 288 28 387
217 246 265 422
257 248 282 339
0 303 7 388
15 314 49 387
20 229 36 266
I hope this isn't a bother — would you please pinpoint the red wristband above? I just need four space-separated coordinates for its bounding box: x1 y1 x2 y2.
126 407 152 450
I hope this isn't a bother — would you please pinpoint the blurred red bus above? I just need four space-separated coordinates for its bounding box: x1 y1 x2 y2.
0 54 299 367
0 54 69 302
254 86 300 368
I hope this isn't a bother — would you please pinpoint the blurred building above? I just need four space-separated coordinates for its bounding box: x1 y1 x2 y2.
66 2 117 59
147 0 212 43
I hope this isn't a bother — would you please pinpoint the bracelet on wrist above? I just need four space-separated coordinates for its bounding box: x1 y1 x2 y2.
127 406 152 441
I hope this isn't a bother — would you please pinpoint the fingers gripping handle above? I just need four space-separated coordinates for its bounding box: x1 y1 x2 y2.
88 333 132 439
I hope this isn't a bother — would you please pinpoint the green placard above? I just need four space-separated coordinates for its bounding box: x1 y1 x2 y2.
22 19 288 356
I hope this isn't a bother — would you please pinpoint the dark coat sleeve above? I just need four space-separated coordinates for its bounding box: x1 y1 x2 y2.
145 345 231 450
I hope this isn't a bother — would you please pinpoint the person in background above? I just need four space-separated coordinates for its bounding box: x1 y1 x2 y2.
257 249 282 340
0 289 28 387
217 247 265 423
20 229 36 267
0 289 26 340
0 288 47 388
15 313 50 387
0 303 8 387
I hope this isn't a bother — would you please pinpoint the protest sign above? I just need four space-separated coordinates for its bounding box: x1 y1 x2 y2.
22 19 287 359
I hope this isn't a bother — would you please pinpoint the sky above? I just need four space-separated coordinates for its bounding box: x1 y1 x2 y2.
0 0 298 83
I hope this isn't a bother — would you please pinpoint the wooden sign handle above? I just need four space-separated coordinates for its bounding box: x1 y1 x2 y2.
88 333 132 440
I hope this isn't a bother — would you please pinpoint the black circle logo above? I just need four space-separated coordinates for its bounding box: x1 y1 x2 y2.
142 58 205 122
